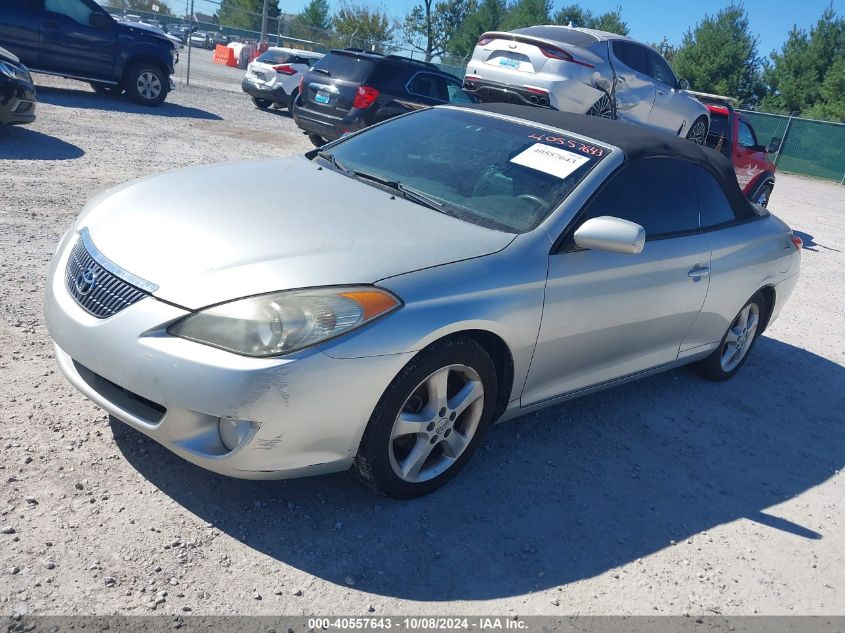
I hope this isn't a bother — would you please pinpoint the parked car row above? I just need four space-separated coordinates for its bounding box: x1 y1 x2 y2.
0 0 177 108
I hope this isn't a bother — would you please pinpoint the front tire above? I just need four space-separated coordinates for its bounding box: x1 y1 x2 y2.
124 63 168 106
353 336 497 498
686 115 708 144
694 292 766 381
755 183 773 207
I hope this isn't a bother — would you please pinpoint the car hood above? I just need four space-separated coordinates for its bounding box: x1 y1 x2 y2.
117 22 175 47
77 157 515 309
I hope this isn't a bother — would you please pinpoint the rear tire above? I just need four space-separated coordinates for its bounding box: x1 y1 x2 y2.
353 336 497 499
587 93 616 119
686 115 708 144
307 133 325 147
124 63 168 107
251 96 272 109
287 88 299 112
694 291 766 381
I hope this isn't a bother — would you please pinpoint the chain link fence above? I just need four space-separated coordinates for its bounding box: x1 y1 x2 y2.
737 110 845 184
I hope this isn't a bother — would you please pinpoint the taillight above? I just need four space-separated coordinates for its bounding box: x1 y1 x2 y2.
789 235 803 250
298 75 304 93
273 64 296 75
352 85 379 109
477 34 494 46
540 44 594 68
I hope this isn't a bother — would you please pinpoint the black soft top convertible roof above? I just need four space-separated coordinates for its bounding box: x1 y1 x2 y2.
461 102 755 217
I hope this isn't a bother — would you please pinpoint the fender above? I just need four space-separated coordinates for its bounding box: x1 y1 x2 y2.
115 40 174 80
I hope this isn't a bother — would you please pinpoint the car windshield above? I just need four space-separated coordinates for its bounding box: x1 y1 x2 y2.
320 108 609 233
256 51 290 64
311 52 375 82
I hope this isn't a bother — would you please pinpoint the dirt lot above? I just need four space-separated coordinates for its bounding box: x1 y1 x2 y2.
1 63 844 618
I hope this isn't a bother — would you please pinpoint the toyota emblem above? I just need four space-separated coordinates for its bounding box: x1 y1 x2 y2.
75 267 97 296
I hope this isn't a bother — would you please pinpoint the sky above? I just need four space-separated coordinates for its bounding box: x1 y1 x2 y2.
195 0 840 58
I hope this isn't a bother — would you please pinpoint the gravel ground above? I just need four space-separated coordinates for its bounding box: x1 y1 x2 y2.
0 70 843 618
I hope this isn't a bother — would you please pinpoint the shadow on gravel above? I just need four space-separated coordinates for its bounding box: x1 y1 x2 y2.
35 86 222 120
793 230 841 253
0 126 84 160
111 337 844 600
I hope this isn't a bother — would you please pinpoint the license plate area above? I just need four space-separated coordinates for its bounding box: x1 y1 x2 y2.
498 56 520 69
314 91 330 104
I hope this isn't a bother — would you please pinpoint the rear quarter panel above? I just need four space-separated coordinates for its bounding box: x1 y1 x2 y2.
680 214 795 352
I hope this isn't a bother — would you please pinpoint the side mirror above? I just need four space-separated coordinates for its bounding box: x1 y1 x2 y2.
677 78 690 90
89 12 111 29
768 136 781 153
573 216 645 255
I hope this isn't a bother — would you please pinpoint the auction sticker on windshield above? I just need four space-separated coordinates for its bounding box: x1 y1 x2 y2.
510 143 591 180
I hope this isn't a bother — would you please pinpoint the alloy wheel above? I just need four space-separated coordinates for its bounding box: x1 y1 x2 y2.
720 302 760 372
587 94 615 119
688 120 707 145
388 364 484 483
137 71 162 101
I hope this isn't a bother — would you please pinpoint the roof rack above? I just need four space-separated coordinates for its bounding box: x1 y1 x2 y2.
383 54 439 69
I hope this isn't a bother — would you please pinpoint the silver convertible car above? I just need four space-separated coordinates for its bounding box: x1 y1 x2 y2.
45 103 801 498
462 26 710 144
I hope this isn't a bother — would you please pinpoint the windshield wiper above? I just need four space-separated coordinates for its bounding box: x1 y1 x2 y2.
350 171 446 212
316 150 353 176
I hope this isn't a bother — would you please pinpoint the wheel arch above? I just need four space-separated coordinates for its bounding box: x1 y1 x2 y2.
757 285 776 333
420 329 515 422
120 54 170 86
747 172 776 202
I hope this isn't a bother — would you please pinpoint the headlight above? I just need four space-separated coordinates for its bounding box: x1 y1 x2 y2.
168 286 401 357
0 61 16 79
0 61 31 82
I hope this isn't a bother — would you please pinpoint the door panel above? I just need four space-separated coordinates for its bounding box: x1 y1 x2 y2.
610 41 655 125
733 120 767 192
646 49 686 134
40 0 115 79
0 0 42 67
522 237 710 404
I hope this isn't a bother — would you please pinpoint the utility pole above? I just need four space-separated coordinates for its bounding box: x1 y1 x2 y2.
260 0 269 47
186 0 193 86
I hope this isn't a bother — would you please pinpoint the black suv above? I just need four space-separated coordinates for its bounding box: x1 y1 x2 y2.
293 49 473 146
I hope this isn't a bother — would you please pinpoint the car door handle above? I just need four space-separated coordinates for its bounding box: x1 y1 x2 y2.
688 265 710 279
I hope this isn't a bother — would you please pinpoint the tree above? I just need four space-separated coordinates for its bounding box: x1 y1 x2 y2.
332 2 393 51
500 0 552 31
673 5 762 106
401 0 473 61
553 4 628 36
217 0 279 31
652 37 678 66
291 0 331 40
447 0 506 58
760 5 845 120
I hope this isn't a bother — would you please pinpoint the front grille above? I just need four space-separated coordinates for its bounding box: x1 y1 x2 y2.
65 238 148 318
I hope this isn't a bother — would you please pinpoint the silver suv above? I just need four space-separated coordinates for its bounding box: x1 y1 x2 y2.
463 25 710 143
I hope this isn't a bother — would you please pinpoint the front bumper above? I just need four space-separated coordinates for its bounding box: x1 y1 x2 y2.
241 77 288 102
45 232 413 480
0 75 36 125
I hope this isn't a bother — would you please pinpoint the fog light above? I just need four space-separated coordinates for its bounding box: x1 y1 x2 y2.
218 418 257 452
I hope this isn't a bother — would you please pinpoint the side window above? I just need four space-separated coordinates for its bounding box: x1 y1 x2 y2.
581 158 699 239
44 0 94 25
738 121 757 149
613 41 649 75
446 79 472 103
407 72 448 101
695 167 737 228
647 49 676 87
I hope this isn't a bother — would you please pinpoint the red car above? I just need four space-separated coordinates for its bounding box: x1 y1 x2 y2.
691 92 778 207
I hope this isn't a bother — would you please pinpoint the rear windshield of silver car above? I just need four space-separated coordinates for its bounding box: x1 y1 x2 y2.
322 107 610 233
511 26 600 47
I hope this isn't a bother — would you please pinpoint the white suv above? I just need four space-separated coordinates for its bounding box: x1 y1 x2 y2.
463 25 710 143
241 47 323 111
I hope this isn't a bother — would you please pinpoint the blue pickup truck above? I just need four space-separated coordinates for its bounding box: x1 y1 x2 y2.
0 0 176 106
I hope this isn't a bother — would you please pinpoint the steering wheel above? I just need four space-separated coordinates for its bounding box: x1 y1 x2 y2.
517 194 546 209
